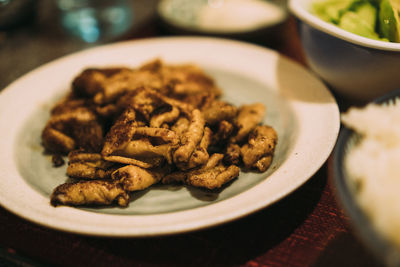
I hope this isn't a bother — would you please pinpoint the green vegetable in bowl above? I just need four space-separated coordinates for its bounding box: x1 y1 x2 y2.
313 0 354 23
379 0 400 41
339 2 381 40
313 0 400 42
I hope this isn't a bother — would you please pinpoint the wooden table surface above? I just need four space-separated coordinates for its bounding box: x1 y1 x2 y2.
0 1 384 266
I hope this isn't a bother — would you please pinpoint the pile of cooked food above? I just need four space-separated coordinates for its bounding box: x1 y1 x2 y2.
42 59 278 208
313 0 400 42
343 103 400 247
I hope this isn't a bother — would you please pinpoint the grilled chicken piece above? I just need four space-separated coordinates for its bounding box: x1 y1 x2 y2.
102 108 140 157
72 67 132 99
150 106 180 128
112 165 169 191
42 102 103 154
163 153 224 185
171 117 190 136
67 150 117 179
184 127 212 170
103 155 164 169
240 125 277 172
103 114 179 167
50 180 129 207
231 103 266 143
188 165 240 190
73 67 164 105
202 101 238 125
212 120 235 145
163 153 240 189
134 127 178 143
173 109 206 169
224 143 241 165
161 62 221 109
110 138 176 164
72 59 221 108
127 88 165 120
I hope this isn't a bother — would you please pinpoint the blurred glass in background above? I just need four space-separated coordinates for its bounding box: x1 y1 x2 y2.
0 0 36 29
55 0 134 43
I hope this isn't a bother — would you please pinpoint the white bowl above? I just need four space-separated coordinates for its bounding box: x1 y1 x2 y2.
289 0 400 101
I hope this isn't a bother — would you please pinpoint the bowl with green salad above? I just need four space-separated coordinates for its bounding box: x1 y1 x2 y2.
289 0 400 101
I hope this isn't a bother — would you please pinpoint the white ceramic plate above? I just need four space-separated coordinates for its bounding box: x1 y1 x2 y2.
0 37 339 237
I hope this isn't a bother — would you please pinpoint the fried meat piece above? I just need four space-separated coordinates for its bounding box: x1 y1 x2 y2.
102 108 139 156
231 103 266 143
185 127 212 170
104 123 178 167
162 63 222 108
72 67 132 98
150 106 180 128
112 138 175 164
128 88 164 120
101 109 169 168
75 68 163 105
212 120 235 145
112 165 168 191
67 150 117 179
50 98 87 115
202 101 237 125
51 180 129 207
97 70 164 105
73 59 223 107
173 109 205 168
171 117 190 136
134 127 178 143
152 90 194 115
119 87 192 121
103 155 164 169
188 165 240 190
240 125 278 172
163 153 239 189
42 104 103 154
224 143 241 165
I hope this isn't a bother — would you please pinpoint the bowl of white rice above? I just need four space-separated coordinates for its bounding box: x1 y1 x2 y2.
334 89 400 266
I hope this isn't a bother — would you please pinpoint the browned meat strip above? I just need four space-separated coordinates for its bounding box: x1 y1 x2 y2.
72 67 131 98
112 165 168 191
184 127 212 170
224 143 241 165
202 101 238 125
163 153 239 189
173 109 205 167
188 165 240 190
150 106 180 128
102 108 138 156
240 125 278 172
51 180 129 207
212 120 235 145
231 103 266 143
42 105 103 154
66 150 117 179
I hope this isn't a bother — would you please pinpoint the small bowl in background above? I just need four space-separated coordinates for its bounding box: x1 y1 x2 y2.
157 0 289 44
334 89 400 266
289 0 400 102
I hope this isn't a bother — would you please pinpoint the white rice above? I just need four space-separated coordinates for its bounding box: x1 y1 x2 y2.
342 103 400 247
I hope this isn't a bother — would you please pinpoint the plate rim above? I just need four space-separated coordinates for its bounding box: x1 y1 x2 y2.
0 36 340 237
